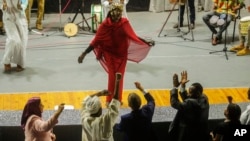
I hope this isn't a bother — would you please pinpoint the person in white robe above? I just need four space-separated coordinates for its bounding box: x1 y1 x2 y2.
80 73 121 141
0 0 28 72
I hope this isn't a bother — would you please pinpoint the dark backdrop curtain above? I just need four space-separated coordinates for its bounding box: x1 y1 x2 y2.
44 0 150 13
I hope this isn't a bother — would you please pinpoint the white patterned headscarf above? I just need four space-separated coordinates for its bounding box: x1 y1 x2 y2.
86 96 101 115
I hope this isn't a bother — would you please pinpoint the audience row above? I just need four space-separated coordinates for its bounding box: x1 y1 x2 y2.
20 71 250 141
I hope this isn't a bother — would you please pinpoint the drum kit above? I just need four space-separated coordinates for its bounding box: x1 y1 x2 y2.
63 0 103 37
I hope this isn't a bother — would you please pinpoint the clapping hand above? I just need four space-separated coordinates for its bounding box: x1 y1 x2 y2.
180 71 190 87
173 74 180 88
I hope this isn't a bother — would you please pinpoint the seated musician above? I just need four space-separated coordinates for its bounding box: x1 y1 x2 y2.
229 4 250 56
26 0 45 30
101 0 129 19
202 0 241 45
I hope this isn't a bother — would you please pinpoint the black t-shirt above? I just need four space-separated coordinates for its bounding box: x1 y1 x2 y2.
213 121 241 141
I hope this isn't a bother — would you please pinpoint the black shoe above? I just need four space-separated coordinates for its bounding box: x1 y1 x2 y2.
189 23 195 29
173 23 183 28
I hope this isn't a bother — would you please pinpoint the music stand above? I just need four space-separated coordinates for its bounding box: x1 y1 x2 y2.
158 0 194 41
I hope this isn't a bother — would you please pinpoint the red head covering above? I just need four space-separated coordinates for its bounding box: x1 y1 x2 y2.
21 97 42 130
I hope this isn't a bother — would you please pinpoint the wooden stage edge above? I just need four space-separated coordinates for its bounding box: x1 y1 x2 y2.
0 87 249 110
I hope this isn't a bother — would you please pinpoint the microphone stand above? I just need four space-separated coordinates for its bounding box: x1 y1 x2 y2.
209 0 234 60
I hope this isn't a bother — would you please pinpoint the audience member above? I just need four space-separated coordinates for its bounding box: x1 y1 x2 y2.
229 4 250 56
210 96 242 141
21 97 65 141
80 73 122 141
173 0 196 29
0 0 28 72
202 0 241 45
240 88 250 125
101 0 129 19
78 2 154 105
168 70 210 141
25 0 45 30
115 81 158 141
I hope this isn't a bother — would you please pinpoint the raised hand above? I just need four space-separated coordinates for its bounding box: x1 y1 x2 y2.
173 73 180 88
180 71 189 87
56 103 65 114
134 82 144 92
116 73 122 81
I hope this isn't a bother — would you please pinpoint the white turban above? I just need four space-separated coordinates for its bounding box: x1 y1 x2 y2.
85 96 101 114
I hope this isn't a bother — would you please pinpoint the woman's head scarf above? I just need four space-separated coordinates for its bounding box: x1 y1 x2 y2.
21 97 42 130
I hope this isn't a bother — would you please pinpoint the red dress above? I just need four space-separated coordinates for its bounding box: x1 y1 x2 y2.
90 17 151 102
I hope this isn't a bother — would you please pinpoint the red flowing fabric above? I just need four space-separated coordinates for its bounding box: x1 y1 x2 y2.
90 17 151 102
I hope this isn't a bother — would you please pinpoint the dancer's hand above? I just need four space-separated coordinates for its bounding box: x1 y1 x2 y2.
78 52 86 63
147 40 155 46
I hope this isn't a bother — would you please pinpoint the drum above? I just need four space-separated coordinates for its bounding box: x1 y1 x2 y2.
240 16 250 36
209 14 227 27
91 4 103 33
64 23 78 37
209 15 219 27
217 19 225 26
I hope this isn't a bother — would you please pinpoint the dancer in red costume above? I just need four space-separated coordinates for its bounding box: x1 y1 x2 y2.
78 2 154 105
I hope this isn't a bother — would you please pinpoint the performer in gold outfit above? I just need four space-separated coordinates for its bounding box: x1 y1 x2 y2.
25 0 45 30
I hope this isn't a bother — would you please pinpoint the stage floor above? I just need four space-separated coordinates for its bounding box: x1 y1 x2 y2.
0 8 250 125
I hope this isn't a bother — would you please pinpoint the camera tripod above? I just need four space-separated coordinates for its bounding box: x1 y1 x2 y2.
158 0 194 41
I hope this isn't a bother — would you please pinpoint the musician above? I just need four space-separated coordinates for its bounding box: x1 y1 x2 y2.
173 0 196 29
202 0 241 46
229 4 250 56
101 0 129 19
25 0 45 30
